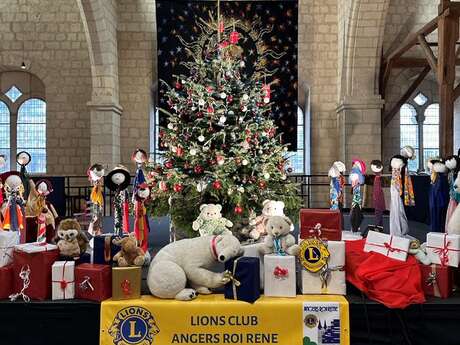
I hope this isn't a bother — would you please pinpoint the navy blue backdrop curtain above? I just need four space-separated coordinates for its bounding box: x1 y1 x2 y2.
156 0 299 150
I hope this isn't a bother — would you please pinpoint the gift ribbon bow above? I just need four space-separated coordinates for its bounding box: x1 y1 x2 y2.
426 234 460 266
273 266 289 279
426 265 441 298
367 235 408 256
319 264 344 290
121 279 132 296
224 258 242 300
273 238 286 256
52 261 74 299
79 276 95 292
9 265 31 303
0 246 13 261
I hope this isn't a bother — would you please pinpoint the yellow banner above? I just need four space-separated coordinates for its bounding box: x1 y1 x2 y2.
100 294 349 345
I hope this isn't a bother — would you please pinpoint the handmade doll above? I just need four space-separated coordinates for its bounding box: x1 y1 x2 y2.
371 160 386 227
16 151 31 201
133 182 150 253
428 159 449 232
0 155 6 228
2 173 26 242
132 149 147 203
333 161 346 209
105 165 130 237
389 155 410 237
349 159 366 233
25 179 58 243
87 164 105 237
400 146 416 207
328 164 341 210
445 153 460 228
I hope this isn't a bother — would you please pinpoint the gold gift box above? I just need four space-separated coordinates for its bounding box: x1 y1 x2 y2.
112 266 142 300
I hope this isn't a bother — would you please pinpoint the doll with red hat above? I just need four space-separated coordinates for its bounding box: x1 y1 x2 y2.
349 159 366 233
25 179 58 243
87 163 105 237
133 182 150 253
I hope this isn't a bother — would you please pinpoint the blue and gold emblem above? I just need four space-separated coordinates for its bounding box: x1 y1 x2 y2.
299 238 330 273
109 306 160 345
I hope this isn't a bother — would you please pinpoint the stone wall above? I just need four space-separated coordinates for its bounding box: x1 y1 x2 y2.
0 0 92 175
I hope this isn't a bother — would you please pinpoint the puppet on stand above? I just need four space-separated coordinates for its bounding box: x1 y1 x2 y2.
371 160 386 228
25 179 58 243
1 173 26 242
16 151 31 201
133 183 150 253
389 155 410 237
328 164 341 210
87 164 105 238
349 159 366 233
132 149 147 202
0 155 6 228
105 165 130 236
333 161 346 210
400 146 416 207
428 159 449 232
445 153 460 229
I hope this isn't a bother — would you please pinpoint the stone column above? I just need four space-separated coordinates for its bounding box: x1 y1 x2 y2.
336 95 384 167
87 101 123 169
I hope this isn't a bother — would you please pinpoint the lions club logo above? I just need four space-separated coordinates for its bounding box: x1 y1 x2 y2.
304 314 318 329
298 238 330 273
109 306 160 345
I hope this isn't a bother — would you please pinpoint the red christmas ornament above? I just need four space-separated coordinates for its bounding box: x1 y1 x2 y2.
262 84 271 100
234 205 243 214
175 81 182 90
173 183 183 193
206 86 213 94
219 21 225 33
226 95 233 103
159 181 168 192
159 130 165 138
219 41 230 49
176 147 184 157
164 161 173 169
229 31 240 45
196 112 204 118
207 106 214 114
212 180 222 190
258 180 267 189
194 165 204 174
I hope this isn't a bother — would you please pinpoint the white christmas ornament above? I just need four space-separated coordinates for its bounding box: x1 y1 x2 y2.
237 186 245 193
263 97 270 104
203 146 209 152
167 123 174 130
227 188 233 196
264 173 270 179
242 94 249 101
219 116 227 124
196 181 207 192
198 135 205 142
220 92 227 99
242 106 248 112
171 146 177 153
190 149 197 156
191 106 197 111
281 174 287 180
198 99 205 106
242 159 249 166
240 61 246 67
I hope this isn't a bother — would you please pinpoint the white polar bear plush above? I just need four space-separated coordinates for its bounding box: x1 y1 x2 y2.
447 173 460 234
192 204 233 236
249 200 294 240
147 234 242 301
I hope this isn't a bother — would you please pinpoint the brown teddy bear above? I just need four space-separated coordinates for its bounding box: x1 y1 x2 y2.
55 218 89 257
112 233 145 267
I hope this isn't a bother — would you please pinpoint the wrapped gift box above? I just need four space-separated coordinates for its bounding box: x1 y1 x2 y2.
52 261 75 300
0 230 20 267
75 263 112 302
426 233 460 268
93 234 122 265
242 244 264 288
301 240 346 295
364 231 410 262
112 266 141 300
224 257 260 303
420 263 452 299
299 209 342 241
0 264 13 299
341 231 363 241
12 243 59 300
264 255 296 297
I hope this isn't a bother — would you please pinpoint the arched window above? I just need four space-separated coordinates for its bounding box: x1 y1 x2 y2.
17 99 46 173
0 71 46 173
0 101 10 172
400 93 439 171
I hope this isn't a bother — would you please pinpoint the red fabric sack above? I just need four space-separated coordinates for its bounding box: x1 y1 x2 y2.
75 263 112 302
0 264 13 299
299 209 342 241
12 248 59 301
345 239 425 309
419 263 452 299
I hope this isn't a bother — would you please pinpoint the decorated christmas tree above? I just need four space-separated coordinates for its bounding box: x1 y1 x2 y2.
146 18 302 238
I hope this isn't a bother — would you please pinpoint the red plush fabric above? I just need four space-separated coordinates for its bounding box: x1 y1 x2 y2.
346 239 426 309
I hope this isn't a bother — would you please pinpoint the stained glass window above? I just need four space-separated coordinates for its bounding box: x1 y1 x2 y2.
17 98 46 173
400 103 419 171
0 101 10 173
288 106 305 174
5 86 22 103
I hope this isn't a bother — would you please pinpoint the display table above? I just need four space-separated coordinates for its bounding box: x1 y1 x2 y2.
100 295 350 345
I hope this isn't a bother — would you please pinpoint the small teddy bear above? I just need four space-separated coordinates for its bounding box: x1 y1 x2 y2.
112 233 145 267
258 216 299 256
249 200 293 240
192 204 233 236
56 219 88 258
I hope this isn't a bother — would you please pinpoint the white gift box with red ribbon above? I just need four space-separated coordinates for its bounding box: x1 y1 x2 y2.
426 233 460 268
0 231 20 267
364 231 410 262
52 261 75 300
15 242 58 254
264 254 296 297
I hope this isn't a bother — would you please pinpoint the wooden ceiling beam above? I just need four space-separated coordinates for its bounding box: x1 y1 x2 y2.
417 34 439 80
390 57 460 68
